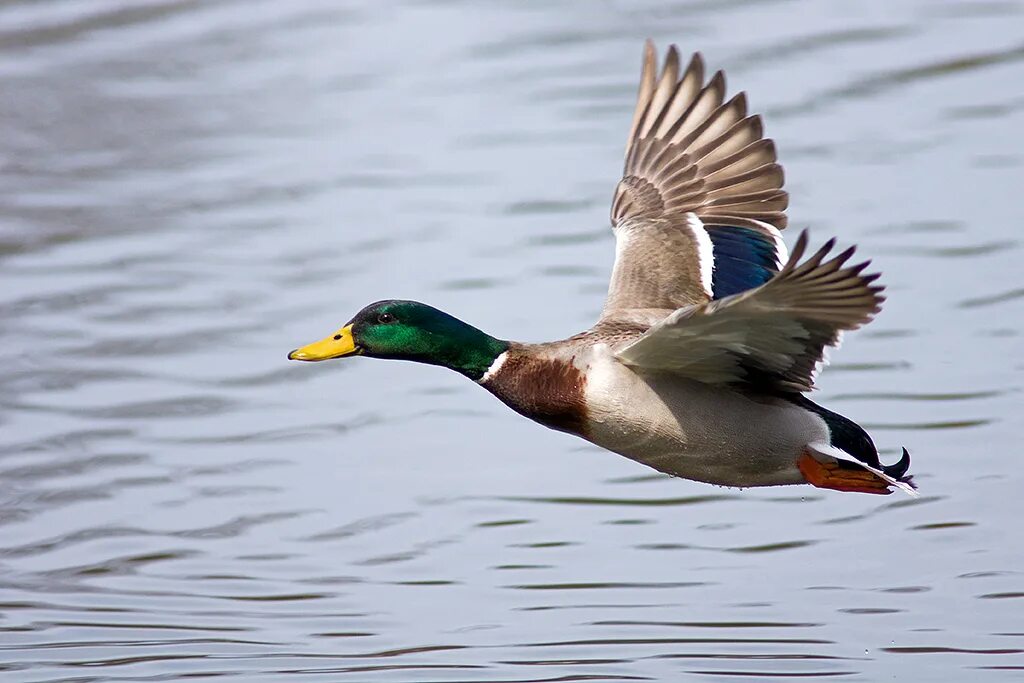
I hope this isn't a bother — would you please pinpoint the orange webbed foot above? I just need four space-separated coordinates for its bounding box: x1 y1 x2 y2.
798 451 893 495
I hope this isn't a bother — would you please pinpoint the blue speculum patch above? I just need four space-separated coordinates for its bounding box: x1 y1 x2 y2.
706 225 781 298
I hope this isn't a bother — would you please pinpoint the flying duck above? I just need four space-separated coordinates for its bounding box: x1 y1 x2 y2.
289 41 915 496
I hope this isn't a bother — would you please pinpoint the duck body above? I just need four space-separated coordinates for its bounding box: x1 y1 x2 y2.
483 340 828 488
288 41 915 496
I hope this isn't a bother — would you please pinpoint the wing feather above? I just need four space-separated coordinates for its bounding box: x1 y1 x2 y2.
610 44 786 229
603 41 789 320
614 232 885 393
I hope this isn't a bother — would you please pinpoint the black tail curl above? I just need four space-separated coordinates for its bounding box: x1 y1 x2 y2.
883 447 915 488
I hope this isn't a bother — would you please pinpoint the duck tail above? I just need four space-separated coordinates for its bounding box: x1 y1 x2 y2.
860 446 916 495
883 446 913 480
882 446 916 491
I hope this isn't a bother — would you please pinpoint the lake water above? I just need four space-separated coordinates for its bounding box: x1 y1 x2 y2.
1 1 1022 681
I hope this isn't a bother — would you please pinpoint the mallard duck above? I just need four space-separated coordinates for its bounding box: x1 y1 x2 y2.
289 41 914 496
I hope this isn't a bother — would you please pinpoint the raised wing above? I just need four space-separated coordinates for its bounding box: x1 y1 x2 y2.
602 41 789 321
614 232 885 393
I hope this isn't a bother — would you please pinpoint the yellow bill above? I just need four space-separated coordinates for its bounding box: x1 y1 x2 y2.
288 324 360 361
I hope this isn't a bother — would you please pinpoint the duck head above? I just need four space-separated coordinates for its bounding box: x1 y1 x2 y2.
288 299 508 380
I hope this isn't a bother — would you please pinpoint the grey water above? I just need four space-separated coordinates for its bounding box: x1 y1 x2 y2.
1 0 1022 680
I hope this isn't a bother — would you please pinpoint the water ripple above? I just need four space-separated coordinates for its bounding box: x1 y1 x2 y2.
0 1 1020 681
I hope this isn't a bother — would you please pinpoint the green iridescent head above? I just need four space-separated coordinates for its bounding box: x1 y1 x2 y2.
288 300 509 380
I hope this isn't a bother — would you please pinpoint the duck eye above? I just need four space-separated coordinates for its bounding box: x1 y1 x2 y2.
377 312 395 324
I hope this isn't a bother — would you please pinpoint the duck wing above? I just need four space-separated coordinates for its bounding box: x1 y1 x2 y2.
614 232 885 393
602 41 790 323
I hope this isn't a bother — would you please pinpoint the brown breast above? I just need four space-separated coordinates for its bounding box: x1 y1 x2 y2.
481 349 588 436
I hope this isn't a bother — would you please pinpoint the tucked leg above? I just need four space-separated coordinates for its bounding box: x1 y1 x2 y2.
798 451 892 495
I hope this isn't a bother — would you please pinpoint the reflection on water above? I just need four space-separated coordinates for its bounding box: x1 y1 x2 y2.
1 0 1022 680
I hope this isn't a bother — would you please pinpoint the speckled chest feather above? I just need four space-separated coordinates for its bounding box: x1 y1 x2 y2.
481 351 588 435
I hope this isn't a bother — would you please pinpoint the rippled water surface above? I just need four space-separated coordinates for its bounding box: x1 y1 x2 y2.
2 1 1023 680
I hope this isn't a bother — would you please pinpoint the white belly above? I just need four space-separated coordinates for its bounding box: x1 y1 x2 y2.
580 349 829 487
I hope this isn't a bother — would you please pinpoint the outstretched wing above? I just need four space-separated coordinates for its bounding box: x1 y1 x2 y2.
614 232 885 393
602 41 789 322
